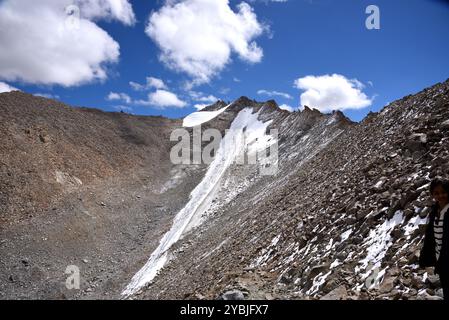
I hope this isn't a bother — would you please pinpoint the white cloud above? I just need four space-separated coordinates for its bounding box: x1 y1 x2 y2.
147 77 167 90
188 91 202 100
189 91 220 104
107 92 132 104
0 81 19 93
136 89 187 109
0 0 135 87
198 95 219 103
130 77 167 91
279 104 294 112
129 82 142 91
75 0 136 25
294 74 373 112
257 89 293 99
193 94 219 110
219 87 231 95
129 82 144 91
146 0 266 86
194 104 209 111
127 77 187 109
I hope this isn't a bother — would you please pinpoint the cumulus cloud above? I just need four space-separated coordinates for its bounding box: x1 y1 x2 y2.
294 74 373 112
106 92 132 104
75 0 136 25
0 81 19 93
194 104 209 111
129 82 143 91
189 91 220 103
136 89 187 109
188 91 220 110
130 77 168 91
0 0 135 87
127 77 187 109
147 77 168 90
197 95 219 103
279 104 294 112
257 89 293 99
146 0 266 86
219 87 231 95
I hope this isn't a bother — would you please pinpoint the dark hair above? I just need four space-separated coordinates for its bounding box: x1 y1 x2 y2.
430 178 449 195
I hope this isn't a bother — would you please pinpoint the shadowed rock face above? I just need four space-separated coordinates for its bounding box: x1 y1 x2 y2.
0 92 194 299
1 79 449 300
201 100 228 112
0 91 179 222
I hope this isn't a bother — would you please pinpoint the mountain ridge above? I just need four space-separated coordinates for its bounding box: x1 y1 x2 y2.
0 79 448 300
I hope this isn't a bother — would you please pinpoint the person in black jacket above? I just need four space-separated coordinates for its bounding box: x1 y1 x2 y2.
419 178 449 301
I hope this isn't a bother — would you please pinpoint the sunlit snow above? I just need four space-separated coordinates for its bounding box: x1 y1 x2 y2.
183 104 230 127
123 108 275 296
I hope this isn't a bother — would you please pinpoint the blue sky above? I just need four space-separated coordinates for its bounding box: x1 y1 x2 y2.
1 0 448 122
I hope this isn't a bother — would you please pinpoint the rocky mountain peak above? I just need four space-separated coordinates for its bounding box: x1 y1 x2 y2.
226 96 261 111
302 105 322 115
329 109 355 126
201 100 228 111
261 100 280 112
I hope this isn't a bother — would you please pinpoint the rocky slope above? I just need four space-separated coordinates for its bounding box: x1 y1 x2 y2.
136 79 449 300
0 92 207 299
0 92 179 222
1 79 449 300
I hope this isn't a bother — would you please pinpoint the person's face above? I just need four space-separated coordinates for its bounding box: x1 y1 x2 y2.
432 185 449 207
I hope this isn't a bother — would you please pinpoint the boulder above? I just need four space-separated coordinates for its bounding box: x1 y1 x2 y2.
379 276 396 294
220 290 245 301
320 285 348 300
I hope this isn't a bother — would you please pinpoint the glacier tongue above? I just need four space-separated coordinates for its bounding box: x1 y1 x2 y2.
122 108 275 297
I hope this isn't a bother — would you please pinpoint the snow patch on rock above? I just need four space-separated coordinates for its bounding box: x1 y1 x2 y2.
123 108 275 296
183 104 230 127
